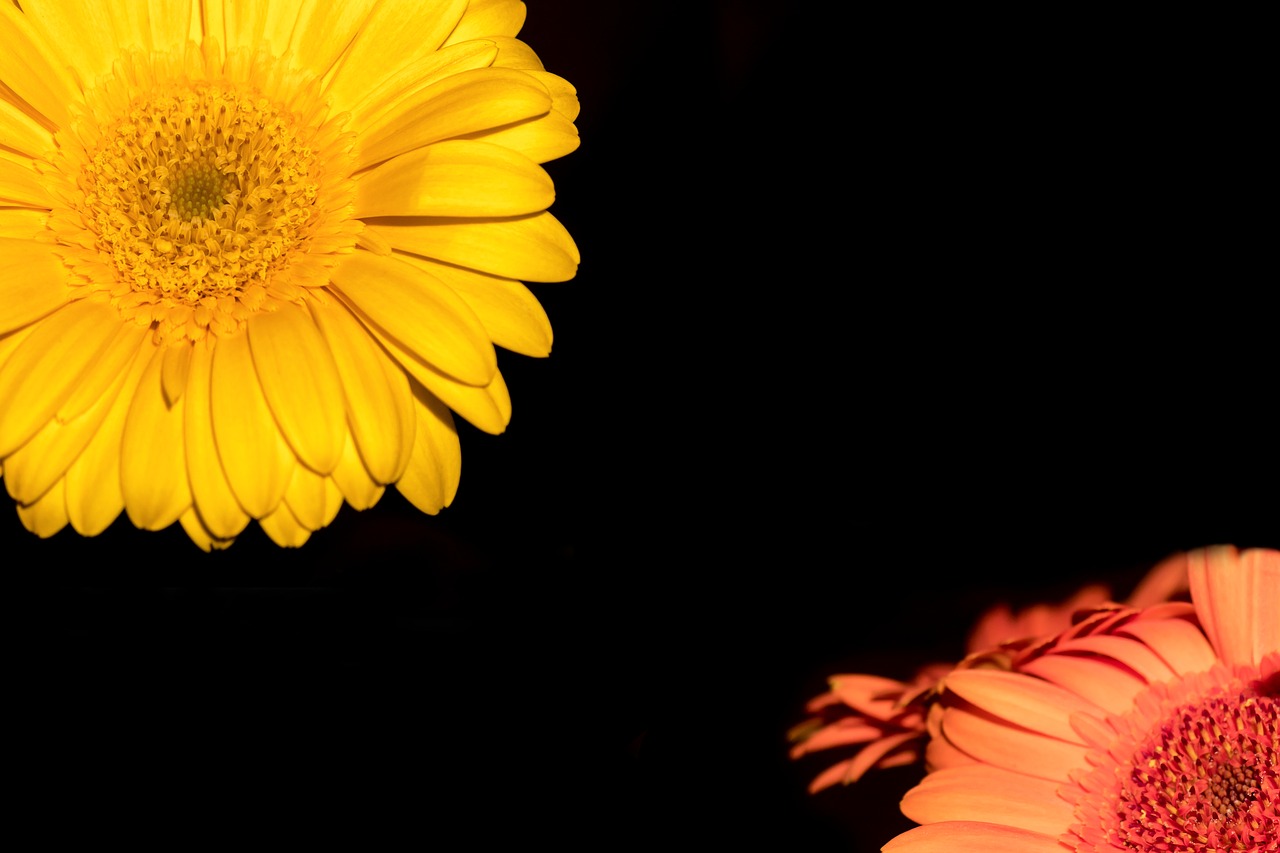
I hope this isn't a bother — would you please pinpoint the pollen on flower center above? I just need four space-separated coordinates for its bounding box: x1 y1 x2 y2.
1109 685 1277 851
82 84 318 305
1208 759 1259 819
167 153 231 221
46 47 359 346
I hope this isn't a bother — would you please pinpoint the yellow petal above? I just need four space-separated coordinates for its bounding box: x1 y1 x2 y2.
286 0 379 81
145 0 196 55
322 476 344 528
66 458 124 532
355 140 554 219
0 237 70 335
161 337 192 406
355 68 550 169
247 305 347 475
366 210 579 283
487 43 579 123
522 70 580 122
183 339 250 540
484 36 544 71
197 1 224 59
444 0 527 43
0 1 80 129
0 324 34 371
0 298 120 457
57 321 149 422
394 381 461 515
368 321 511 435
463 108 580 165
323 0 468 115
259 501 311 548
283 463 329 532
0 148 53 207
0 208 49 239
18 0 122 90
210 329 296 519
396 254 552 357
2 353 130 505
217 0 300 60
0 95 53 159
16 476 67 538
120 345 192 531
330 251 496 386
179 507 235 552
309 299 414 484
64 336 152 536
331 432 385 511
346 40 497 131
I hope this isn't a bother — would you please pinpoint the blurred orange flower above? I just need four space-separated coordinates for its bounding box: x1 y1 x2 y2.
789 552 1191 792
883 545 1278 851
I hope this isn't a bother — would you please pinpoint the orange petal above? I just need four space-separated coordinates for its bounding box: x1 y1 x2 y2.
1188 545 1280 667
840 730 921 784
792 720 895 756
924 732 977 773
940 706 1090 781
829 674 910 720
881 821 1066 853
1016 654 1145 716
1118 611 1217 675
900 765 1073 836
1052 634 1177 683
1125 551 1190 607
942 670 1100 744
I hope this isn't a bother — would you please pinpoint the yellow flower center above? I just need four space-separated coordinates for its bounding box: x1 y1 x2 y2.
83 84 319 308
167 154 232 221
49 46 358 346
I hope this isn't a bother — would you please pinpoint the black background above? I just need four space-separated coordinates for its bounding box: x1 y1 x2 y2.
10 3 1276 850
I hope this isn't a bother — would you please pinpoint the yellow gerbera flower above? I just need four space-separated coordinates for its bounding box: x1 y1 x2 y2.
0 0 580 550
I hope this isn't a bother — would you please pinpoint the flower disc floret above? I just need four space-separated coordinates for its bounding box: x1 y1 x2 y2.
79 81 320 325
45 45 359 346
1114 689 1275 848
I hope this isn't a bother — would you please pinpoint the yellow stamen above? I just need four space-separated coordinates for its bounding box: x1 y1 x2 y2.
82 84 318 305
46 46 358 346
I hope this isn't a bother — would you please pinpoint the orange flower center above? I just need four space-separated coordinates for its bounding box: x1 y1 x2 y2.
1107 682 1277 851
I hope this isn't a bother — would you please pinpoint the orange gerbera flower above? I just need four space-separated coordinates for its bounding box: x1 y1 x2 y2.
883 545 1278 852
789 552 1192 792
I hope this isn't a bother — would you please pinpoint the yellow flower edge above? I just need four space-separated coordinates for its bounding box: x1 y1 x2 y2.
0 0 580 550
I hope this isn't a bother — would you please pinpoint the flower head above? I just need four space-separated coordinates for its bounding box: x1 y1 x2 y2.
0 0 579 549
882 545 1279 852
